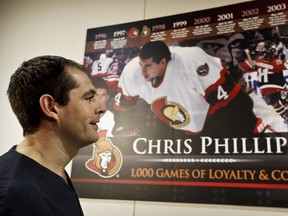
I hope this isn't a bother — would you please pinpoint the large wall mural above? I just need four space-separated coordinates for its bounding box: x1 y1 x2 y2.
71 0 288 207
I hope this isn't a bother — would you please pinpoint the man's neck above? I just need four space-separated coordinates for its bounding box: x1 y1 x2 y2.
16 133 73 183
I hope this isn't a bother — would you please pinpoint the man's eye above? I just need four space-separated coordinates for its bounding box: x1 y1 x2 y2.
86 95 95 101
202 43 223 52
229 39 244 49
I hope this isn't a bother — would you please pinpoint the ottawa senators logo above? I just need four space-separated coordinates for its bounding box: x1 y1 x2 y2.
128 27 139 38
85 139 123 178
141 25 150 37
197 63 209 76
151 97 190 129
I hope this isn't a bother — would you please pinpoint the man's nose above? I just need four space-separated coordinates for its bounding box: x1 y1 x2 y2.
141 66 147 74
95 97 107 115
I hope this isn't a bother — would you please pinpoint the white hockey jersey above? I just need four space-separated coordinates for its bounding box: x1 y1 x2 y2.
116 46 241 134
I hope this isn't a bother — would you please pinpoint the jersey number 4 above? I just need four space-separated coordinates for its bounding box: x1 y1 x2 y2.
217 85 228 100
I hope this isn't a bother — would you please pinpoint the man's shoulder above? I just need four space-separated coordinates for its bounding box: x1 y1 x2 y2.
170 46 204 56
125 56 140 69
121 56 142 80
0 148 43 196
1 171 40 198
0 176 42 215
0 148 18 177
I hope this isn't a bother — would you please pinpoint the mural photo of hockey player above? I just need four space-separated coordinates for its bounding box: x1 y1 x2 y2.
85 28 287 138
114 41 277 137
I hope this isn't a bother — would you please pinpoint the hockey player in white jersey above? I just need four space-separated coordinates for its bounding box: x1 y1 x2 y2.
91 53 113 77
114 41 281 137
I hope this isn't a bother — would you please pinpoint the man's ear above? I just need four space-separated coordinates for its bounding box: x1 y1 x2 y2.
39 94 59 120
160 58 167 66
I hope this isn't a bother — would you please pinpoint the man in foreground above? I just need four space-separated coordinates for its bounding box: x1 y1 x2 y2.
0 56 106 215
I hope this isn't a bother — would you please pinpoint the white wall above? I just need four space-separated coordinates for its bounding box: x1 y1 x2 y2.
1 0 287 215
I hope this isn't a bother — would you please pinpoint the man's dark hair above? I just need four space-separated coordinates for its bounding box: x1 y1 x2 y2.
139 41 171 63
7 55 87 135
